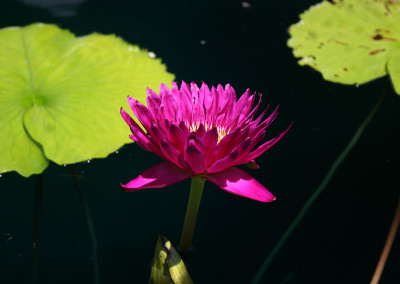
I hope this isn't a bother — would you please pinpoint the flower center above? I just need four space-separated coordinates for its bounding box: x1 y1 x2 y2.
187 121 229 143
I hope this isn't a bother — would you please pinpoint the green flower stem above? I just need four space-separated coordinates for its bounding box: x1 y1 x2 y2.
251 80 389 284
68 166 99 284
31 173 43 284
179 177 206 253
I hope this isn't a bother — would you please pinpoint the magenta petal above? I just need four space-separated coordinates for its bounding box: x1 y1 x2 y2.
121 107 147 136
184 139 207 174
241 123 292 164
120 162 193 190
185 132 206 154
195 123 206 138
160 84 178 121
120 107 135 127
216 128 249 160
129 126 166 159
128 127 153 150
207 149 239 173
217 84 230 112
192 84 205 121
248 107 279 138
179 81 192 100
178 121 191 137
167 124 187 153
234 89 251 114
128 134 151 152
238 94 256 123
207 86 219 124
160 139 187 169
175 87 192 122
127 96 155 131
146 87 161 119
208 137 251 173
203 127 218 165
204 167 276 202
200 82 212 111
150 123 165 145
245 105 269 130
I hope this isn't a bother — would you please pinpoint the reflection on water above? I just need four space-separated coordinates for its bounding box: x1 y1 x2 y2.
17 0 85 17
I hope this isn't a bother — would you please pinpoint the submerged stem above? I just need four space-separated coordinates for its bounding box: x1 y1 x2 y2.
251 81 389 284
31 173 43 284
370 196 400 284
179 177 206 253
68 165 99 284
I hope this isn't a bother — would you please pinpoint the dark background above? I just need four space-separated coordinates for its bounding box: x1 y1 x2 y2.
0 0 399 283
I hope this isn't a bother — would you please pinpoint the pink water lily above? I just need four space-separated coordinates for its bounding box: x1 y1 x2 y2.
120 81 290 202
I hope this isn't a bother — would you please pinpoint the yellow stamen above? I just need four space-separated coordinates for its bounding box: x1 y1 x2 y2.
186 121 230 143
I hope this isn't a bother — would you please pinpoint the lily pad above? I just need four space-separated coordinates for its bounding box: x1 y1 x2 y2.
287 0 400 94
0 23 174 177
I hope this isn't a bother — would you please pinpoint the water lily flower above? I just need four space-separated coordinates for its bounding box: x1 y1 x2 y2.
120 81 290 202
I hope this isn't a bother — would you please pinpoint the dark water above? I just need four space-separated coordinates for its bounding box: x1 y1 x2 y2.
1 0 399 283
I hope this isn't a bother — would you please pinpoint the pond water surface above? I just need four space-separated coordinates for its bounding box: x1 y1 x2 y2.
0 0 399 283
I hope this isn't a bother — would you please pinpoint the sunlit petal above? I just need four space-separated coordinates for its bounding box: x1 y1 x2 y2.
204 167 276 202
120 162 193 190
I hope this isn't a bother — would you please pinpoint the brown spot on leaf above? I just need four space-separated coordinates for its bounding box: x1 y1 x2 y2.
343 67 348 71
334 74 339 78
384 2 392 14
375 28 392 34
319 39 349 48
331 39 348 46
369 48 386 55
372 34 397 41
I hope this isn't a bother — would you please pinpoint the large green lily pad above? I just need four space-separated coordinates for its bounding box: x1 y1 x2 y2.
0 23 174 177
288 0 400 94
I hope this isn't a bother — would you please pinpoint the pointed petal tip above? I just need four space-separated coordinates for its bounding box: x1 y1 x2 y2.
120 106 126 116
262 195 277 203
160 82 170 89
180 80 189 88
204 167 275 202
119 182 132 191
127 95 139 105
245 160 260 169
